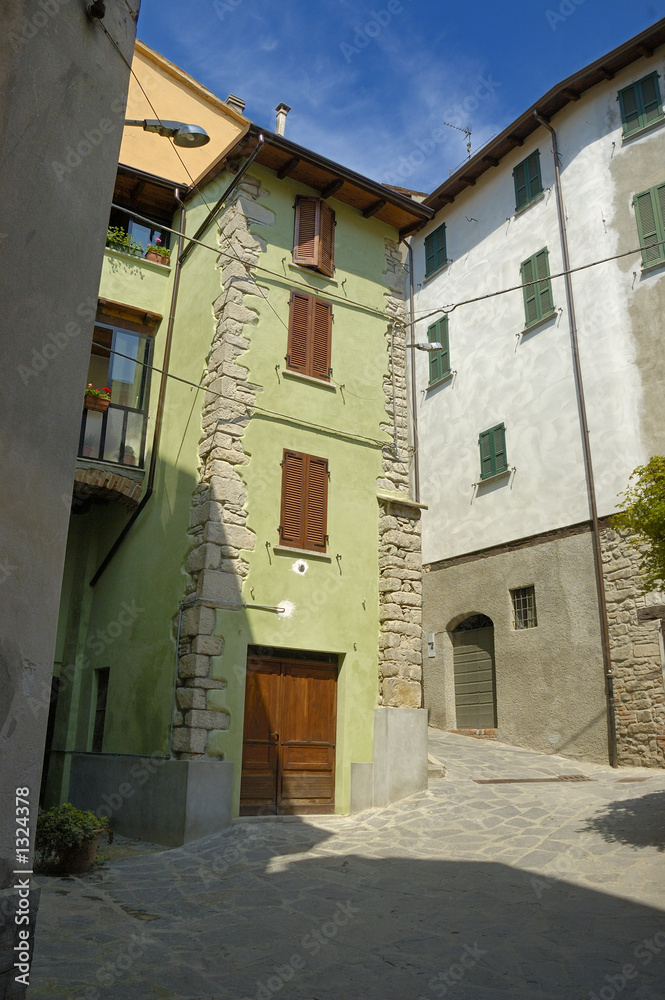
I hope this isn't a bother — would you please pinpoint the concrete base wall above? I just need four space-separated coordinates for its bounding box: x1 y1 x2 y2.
370 707 428 809
69 754 233 847
423 527 609 764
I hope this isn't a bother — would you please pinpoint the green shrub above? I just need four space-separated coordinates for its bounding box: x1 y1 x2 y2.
35 803 110 871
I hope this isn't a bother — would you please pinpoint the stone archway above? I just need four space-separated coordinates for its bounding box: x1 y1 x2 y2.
450 614 497 729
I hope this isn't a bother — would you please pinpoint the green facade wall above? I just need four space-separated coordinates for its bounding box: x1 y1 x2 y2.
49 164 402 818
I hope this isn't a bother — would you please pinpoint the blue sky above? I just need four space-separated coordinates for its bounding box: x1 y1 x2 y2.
136 0 665 193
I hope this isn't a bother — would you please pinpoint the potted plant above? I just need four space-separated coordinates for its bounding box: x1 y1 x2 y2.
35 803 111 874
106 225 144 258
84 384 111 412
145 238 171 265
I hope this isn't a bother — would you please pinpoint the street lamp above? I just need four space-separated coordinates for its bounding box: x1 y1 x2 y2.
407 341 444 351
124 119 211 148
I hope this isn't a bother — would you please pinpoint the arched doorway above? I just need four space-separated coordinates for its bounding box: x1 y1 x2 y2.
451 614 497 729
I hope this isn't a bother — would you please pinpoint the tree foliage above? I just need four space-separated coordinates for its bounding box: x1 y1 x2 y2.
613 456 665 591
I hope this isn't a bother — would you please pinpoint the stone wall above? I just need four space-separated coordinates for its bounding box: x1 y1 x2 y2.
601 525 665 767
377 240 423 710
173 174 274 759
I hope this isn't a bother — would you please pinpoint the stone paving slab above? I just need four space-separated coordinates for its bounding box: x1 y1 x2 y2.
29 730 665 999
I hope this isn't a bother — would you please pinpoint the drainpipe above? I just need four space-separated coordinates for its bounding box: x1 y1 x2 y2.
404 240 420 502
90 188 187 586
533 111 617 767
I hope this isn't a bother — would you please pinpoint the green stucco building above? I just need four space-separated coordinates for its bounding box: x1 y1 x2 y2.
42 68 433 840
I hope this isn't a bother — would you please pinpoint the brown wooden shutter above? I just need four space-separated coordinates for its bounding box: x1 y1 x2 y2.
318 202 335 277
311 298 332 380
304 456 328 552
293 197 319 268
279 451 306 547
286 292 310 374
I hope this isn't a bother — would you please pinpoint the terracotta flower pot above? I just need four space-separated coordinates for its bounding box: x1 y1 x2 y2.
146 250 170 265
85 395 110 412
56 832 103 874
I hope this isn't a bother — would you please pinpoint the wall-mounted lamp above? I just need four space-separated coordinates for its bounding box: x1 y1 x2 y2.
408 341 444 351
124 119 210 148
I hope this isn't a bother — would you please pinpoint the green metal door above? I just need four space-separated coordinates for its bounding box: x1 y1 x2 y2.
452 626 497 728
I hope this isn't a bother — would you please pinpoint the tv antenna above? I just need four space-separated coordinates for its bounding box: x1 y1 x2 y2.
441 120 472 161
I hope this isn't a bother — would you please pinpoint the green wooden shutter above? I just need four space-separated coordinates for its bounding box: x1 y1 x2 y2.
640 73 663 128
425 224 447 277
514 151 542 211
521 256 538 326
479 430 494 480
535 248 553 317
479 424 508 480
513 160 528 211
492 424 507 474
634 186 665 266
619 73 664 135
522 249 553 326
427 317 449 384
619 82 641 135
527 150 542 200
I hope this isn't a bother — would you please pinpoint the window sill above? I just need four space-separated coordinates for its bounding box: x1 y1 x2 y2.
288 262 338 285
426 370 454 391
621 116 665 143
104 247 172 273
423 260 452 285
641 257 665 275
514 190 545 216
521 310 557 335
282 369 337 391
476 466 513 486
273 545 332 561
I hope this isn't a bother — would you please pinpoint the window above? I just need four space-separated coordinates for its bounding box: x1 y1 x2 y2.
511 587 538 629
286 291 333 381
79 322 153 468
279 450 328 552
108 205 171 253
92 668 109 753
479 424 508 480
521 248 555 328
618 72 663 137
634 183 665 267
427 316 450 385
293 197 335 277
425 223 447 277
513 150 543 212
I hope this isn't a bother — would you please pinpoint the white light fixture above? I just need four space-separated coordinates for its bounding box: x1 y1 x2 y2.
408 342 443 351
124 119 210 148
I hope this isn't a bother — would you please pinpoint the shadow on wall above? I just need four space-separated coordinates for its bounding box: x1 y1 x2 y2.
30 815 665 999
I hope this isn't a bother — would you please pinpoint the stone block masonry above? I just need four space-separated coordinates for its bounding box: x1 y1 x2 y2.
377 240 423 710
601 525 665 767
173 174 274 760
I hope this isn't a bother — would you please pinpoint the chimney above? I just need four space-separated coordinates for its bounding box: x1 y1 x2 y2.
275 103 291 137
225 94 246 115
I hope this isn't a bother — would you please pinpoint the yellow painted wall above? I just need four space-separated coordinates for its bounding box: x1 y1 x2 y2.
119 41 249 185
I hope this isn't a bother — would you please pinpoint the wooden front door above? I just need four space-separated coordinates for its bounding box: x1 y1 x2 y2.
240 655 337 815
452 626 497 729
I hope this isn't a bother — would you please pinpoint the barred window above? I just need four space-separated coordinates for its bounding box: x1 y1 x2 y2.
511 586 537 629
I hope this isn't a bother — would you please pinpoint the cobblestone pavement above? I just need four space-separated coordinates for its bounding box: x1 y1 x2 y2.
30 731 665 1000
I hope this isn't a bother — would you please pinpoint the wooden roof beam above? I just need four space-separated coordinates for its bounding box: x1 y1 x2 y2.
507 134 524 147
598 66 614 80
277 156 300 179
362 198 386 219
482 155 499 168
637 43 653 58
321 178 344 199
459 176 476 188
563 88 580 101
